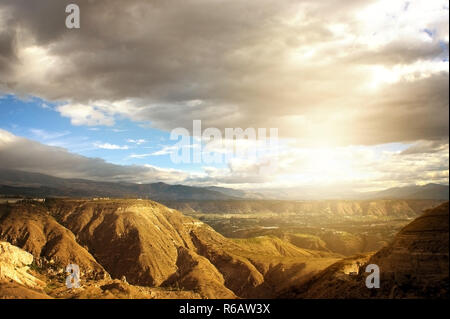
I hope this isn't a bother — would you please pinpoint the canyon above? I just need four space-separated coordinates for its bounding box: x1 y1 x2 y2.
0 198 447 299
0 199 340 298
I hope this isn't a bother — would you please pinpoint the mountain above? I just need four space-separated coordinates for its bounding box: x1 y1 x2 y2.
280 202 449 298
0 169 234 200
1 199 448 299
204 186 266 199
238 186 363 200
0 198 340 298
163 199 444 218
241 184 449 200
361 183 449 200
1 169 448 201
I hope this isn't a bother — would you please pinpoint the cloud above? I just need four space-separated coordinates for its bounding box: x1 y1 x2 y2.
29 128 70 140
0 129 188 183
0 129 448 190
151 144 200 156
128 153 153 159
400 139 449 155
127 139 146 145
56 103 115 126
94 142 129 150
0 0 447 146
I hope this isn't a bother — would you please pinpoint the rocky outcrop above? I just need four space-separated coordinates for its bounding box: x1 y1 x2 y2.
0 241 45 289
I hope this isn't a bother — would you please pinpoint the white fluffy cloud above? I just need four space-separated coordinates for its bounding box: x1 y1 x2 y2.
56 104 115 126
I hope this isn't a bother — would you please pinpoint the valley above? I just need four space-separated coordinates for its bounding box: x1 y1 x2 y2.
0 198 340 299
164 199 444 256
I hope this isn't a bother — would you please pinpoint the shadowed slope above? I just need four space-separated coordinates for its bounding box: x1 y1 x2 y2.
280 202 449 298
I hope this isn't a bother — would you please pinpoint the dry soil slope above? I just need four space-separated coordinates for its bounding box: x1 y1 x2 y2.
162 246 236 299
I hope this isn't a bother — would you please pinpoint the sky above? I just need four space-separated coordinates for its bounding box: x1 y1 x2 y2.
0 0 448 192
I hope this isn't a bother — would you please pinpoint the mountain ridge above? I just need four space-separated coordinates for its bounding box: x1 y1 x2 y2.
0 198 340 298
1 168 448 201
0 168 235 200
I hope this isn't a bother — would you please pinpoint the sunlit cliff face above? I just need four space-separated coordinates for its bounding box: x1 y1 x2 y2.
0 0 448 190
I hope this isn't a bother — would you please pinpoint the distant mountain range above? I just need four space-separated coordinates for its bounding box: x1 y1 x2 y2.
0 169 233 201
360 183 450 200
0 168 448 201
204 186 266 199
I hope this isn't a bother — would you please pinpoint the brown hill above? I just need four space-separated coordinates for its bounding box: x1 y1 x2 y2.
279 202 449 298
44 199 198 287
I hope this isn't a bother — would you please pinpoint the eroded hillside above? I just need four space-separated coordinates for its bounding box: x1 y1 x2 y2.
164 199 444 218
280 202 449 299
0 199 340 298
